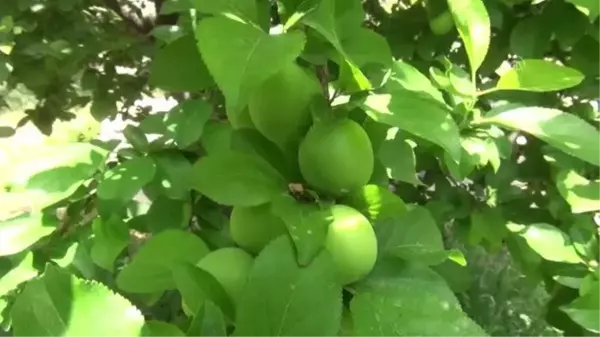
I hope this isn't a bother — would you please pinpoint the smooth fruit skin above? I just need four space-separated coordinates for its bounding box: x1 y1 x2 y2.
429 10 455 35
248 62 322 151
196 247 254 302
323 204 378 285
229 204 288 254
298 118 374 196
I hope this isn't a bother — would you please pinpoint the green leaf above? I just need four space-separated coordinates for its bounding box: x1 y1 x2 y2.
191 152 287 207
566 0 600 21
560 285 599 333
198 301 227 336
116 230 209 293
361 91 462 164
384 60 444 102
340 185 407 226
382 206 446 265
160 0 193 14
336 27 392 90
556 170 600 213
11 265 145 336
302 0 371 92
234 237 342 336
142 321 186 336
195 16 306 114
1 143 108 213
172 262 235 320
90 216 129 272
468 207 508 249
509 15 551 58
200 121 234 155
0 252 38 297
508 223 583 264
478 106 600 166
97 156 157 201
447 0 490 76
123 125 150 152
146 151 193 200
495 60 584 92
271 195 329 266
378 132 422 185
351 259 487 336
167 99 212 148
0 212 57 257
190 0 258 23
149 35 214 92
145 197 191 233
230 128 294 180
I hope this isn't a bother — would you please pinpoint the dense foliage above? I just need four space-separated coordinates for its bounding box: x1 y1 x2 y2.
0 0 599 335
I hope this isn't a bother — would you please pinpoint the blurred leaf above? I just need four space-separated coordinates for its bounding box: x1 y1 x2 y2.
0 252 38 296
0 212 57 257
1 143 108 213
509 15 551 58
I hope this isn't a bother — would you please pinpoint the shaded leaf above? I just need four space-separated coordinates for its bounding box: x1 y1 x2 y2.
142 321 186 336
234 237 342 336
378 131 422 185
351 259 487 336
509 15 551 58
191 152 287 207
173 262 235 320
90 216 129 272
479 105 600 166
361 91 461 164
382 206 446 265
149 35 213 92
116 230 209 293
560 285 599 333
97 156 157 201
384 60 444 102
271 195 329 266
146 151 193 200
